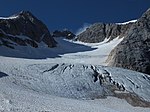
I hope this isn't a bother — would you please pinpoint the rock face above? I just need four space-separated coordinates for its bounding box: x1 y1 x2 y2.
76 22 134 43
0 11 56 48
107 9 150 75
52 30 76 39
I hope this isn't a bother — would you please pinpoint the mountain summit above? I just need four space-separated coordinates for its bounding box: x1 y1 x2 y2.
76 20 135 43
0 10 56 49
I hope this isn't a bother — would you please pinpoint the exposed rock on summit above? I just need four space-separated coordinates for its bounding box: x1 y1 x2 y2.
76 22 134 43
0 11 56 48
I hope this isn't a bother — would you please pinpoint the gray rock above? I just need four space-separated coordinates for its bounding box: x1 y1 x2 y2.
0 11 56 48
76 22 133 43
52 30 76 39
107 8 150 75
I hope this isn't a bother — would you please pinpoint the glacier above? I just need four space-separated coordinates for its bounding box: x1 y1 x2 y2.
0 36 150 112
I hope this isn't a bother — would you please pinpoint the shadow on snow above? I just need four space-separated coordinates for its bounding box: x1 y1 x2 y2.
0 38 96 59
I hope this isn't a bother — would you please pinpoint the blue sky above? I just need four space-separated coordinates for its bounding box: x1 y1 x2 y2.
0 0 150 33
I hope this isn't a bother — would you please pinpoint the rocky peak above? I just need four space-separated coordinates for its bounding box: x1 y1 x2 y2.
0 11 56 48
76 22 134 43
19 10 33 16
17 11 40 23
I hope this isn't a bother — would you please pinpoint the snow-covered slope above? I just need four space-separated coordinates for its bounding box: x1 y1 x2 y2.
0 59 150 111
0 36 150 111
0 15 19 20
0 37 123 65
116 19 137 25
62 37 123 65
1 62 150 101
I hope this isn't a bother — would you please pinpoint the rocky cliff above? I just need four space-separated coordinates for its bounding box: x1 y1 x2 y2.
107 9 150 75
0 11 56 49
76 22 134 43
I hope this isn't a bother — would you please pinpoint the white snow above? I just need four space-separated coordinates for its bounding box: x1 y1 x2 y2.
0 60 150 101
0 37 123 64
0 36 150 112
0 28 31 40
117 19 137 25
0 59 150 112
0 15 19 20
15 35 31 40
104 66 150 102
62 37 122 65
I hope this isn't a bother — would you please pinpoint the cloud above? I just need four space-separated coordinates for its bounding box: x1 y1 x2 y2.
75 23 91 35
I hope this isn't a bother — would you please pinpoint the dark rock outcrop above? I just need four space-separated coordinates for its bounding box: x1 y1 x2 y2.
0 11 56 48
76 22 134 43
52 30 76 39
0 30 39 49
107 9 150 75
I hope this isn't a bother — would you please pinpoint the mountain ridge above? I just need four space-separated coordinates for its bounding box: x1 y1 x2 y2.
76 20 135 43
0 10 57 48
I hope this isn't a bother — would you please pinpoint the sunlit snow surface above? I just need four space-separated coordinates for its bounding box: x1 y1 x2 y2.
0 37 150 112
116 19 137 25
0 37 123 65
62 37 121 65
0 15 19 20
